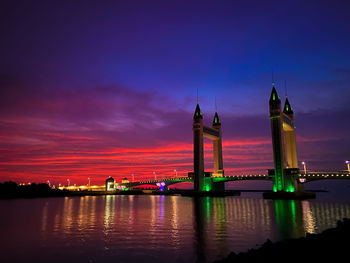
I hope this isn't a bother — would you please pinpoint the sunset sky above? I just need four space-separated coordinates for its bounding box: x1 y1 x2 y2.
1 0 350 185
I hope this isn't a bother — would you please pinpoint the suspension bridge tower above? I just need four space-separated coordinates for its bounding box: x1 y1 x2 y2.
193 104 224 192
269 84 300 193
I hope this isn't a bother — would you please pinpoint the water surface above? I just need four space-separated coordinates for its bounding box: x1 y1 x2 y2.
1 190 350 263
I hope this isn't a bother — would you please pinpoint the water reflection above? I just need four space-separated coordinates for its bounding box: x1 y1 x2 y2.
302 201 316 234
273 200 305 239
192 197 350 262
170 196 180 247
5 195 350 263
104 195 115 233
193 197 209 263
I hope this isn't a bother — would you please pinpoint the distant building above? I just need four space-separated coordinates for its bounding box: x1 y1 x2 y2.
121 177 129 184
105 177 115 191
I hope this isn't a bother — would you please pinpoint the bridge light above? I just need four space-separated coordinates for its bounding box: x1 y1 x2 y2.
346 161 350 173
273 185 277 192
301 161 307 174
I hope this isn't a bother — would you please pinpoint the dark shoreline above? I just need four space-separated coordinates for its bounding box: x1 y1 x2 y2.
214 218 350 263
0 187 241 199
0 181 327 199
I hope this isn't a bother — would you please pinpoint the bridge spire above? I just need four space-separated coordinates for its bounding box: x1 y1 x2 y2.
213 111 220 125
283 97 294 116
269 85 281 117
269 86 280 104
194 104 203 119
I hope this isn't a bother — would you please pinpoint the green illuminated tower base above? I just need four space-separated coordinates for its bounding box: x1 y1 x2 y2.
264 169 315 199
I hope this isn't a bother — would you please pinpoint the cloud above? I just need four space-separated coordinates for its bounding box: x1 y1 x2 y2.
0 75 349 184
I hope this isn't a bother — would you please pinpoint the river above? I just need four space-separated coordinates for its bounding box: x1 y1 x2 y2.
1 181 350 263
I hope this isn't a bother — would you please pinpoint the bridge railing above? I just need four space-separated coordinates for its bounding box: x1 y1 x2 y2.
116 172 350 187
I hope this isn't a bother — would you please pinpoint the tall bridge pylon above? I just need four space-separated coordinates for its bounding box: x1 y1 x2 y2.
193 104 224 192
269 85 300 193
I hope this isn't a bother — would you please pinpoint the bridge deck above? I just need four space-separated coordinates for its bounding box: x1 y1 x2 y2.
116 172 350 188
299 172 350 181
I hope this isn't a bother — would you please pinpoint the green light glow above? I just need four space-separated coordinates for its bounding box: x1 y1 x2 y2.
273 171 295 193
290 200 297 223
203 178 213 192
206 197 210 219
274 200 301 239
288 185 295 193
273 168 284 192
273 93 276 100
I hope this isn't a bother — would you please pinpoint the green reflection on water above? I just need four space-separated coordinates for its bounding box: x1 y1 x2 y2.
273 200 305 239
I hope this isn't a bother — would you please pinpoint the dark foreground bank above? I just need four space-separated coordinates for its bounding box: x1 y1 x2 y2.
0 181 80 198
214 218 350 263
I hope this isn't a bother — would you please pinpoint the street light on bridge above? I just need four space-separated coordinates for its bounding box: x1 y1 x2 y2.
153 172 157 180
301 161 307 174
174 169 178 178
132 173 135 182
346 160 350 173
67 179 70 187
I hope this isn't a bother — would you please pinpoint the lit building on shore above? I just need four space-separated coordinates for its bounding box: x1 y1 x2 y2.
105 177 115 191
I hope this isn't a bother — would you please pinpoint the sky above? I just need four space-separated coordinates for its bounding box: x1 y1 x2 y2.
1 0 350 185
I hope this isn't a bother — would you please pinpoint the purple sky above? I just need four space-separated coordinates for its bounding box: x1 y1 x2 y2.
1 0 350 184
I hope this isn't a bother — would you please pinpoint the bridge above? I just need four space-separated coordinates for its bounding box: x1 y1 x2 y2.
108 171 350 192
299 172 350 181
111 175 271 191
106 83 349 197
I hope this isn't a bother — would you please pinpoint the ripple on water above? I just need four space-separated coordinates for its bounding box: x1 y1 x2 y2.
1 195 350 263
